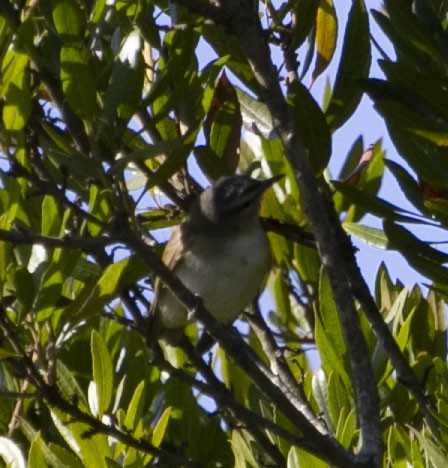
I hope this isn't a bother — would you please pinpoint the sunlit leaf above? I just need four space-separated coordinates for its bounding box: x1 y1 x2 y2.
91 330 114 418
312 0 337 83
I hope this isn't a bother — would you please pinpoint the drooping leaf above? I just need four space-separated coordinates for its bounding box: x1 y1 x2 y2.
312 0 337 83
315 271 351 389
325 0 370 131
383 220 448 284
203 72 241 176
287 81 331 175
60 45 97 119
332 180 423 224
91 330 114 418
292 0 320 50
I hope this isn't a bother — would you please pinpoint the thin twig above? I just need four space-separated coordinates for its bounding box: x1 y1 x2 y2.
0 312 197 467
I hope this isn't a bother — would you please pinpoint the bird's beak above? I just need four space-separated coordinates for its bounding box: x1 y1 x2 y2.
261 174 284 191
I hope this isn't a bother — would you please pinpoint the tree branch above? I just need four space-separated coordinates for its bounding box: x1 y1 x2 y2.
177 1 382 464
116 222 365 468
0 311 197 467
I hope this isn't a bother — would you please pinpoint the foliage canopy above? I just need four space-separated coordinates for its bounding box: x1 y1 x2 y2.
0 0 447 467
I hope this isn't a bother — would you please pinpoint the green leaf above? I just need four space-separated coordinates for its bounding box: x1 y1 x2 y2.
380 59 448 123
411 428 448 467
312 0 337 82
292 0 320 50
0 348 19 360
91 330 114 418
102 30 144 121
335 409 356 449
51 409 111 468
327 372 352 431
60 45 97 119
1 18 32 131
325 0 371 131
28 433 49 468
56 360 89 411
343 222 388 249
332 180 424 224
337 136 364 180
112 140 183 173
288 446 327 468
151 407 171 448
231 431 257 467
48 444 84 468
383 220 448 284
312 369 333 429
194 145 233 180
236 87 273 138
201 25 258 93
67 256 150 320
52 0 84 40
315 271 351 389
123 380 146 432
380 0 446 67
384 159 426 214
203 72 241 174
2 62 31 131
41 196 61 237
287 81 331 175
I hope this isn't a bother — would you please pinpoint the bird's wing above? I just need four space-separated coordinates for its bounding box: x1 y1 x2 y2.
147 228 184 345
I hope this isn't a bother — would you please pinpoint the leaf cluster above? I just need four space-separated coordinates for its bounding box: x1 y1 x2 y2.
0 1 446 467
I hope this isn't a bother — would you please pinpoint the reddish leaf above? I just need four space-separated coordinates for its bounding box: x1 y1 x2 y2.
203 71 242 175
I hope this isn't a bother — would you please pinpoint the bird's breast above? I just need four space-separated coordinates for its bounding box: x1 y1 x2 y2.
177 229 271 324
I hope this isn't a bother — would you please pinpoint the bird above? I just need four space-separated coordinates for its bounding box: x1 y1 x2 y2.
148 174 282 352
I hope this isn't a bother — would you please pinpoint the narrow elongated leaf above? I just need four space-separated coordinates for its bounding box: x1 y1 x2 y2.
67 256 150 319
112 140 183 172
380 60 448 123
325 0 370 131
292 0 320 50
28 434 48 468
124 380 146 432
60 45 97 119
203 72 241 174
343 222 388 249
91 330 114 418
51 409 111 468
287 81 331 175
315 271 351 389
312 369 333 429
332 180 424 223
383 220 448 284
152 407 171 447
102 30 144 121
312 0 337 82
383 220 448 264
56 361 89 410
385 159 426 213
236 87 273 137
327 372 351 431
288 446 327 468
382 0 445 66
